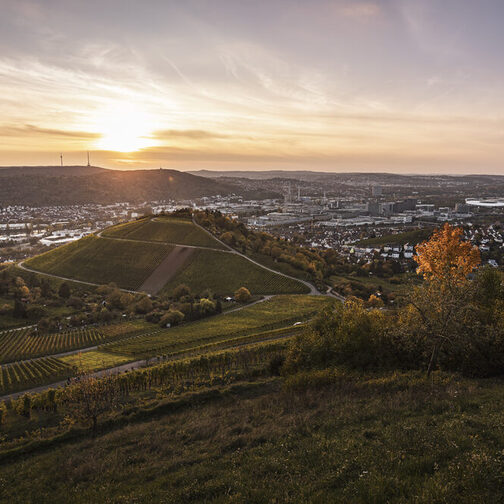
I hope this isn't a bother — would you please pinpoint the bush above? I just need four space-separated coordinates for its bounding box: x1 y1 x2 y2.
159 310 185 327
284 299 397 373
234 287 251 303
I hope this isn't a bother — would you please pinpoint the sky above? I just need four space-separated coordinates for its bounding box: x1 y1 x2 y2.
1 0 504 174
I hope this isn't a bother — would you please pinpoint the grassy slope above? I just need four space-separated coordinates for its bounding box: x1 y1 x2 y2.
103 217 226 249
25 236 173 290
2 371 504 503
103 295 332 357
161 248 309 296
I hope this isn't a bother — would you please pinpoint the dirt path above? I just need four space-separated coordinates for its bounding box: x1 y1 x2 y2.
138 246 195 295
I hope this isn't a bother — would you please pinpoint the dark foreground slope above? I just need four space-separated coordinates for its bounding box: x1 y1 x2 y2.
0 371 503 504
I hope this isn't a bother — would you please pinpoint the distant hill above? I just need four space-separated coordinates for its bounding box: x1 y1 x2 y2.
189 169 504 186
0 166 241 206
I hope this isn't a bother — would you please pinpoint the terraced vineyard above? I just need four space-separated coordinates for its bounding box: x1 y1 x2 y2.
0 357 73 394
0 320 155 364
103 295 332 357
25 235 173 290
103 216 225 249
162 249 309 295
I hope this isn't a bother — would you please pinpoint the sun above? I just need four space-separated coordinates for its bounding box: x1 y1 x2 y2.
93 102 157 152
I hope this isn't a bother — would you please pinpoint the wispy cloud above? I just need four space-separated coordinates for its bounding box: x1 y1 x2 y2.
0 124 100 139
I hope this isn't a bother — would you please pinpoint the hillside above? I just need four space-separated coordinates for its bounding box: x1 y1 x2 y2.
0 166 241 206
23 216 310 295
1 367 504 503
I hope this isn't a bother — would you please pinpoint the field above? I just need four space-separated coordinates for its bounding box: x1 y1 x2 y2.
0 296 326 395
102 216 226 249
0 357 73 394
0 320 154 364
25 235 173 290
103 295 332 357
59 350 131 372
161 249 309 295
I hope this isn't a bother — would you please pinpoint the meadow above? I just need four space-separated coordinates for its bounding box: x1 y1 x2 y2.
25 236 173 290
161 249 309 295
102 216 226 249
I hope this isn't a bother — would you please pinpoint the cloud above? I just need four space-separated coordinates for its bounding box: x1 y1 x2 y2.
152 129 230 140
0 124 100 139
340 2 381 18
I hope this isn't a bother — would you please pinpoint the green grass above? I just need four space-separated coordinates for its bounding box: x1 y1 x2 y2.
357 227 434 247
102 216 226 249
25 236 173 290
103 295 333 357
59 351 131 372
2 370 504 503
161 249 310 296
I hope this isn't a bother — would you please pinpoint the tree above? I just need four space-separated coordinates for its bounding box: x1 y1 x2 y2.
234 287 251 303
58 282 71 299
13 299 27 318
198 297 216 315
135 295 153 314
159 310 184 327
173 284 192 301
415 223 480 284
366 294 384 309
63 373 119 433
408 224 481 376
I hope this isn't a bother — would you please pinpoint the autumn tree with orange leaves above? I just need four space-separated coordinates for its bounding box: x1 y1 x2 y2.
406 224 480 375
414 223 480 285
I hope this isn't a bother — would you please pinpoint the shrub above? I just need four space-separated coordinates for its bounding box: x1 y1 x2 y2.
234 287 251 303
159 310 185 327
284 299 397 373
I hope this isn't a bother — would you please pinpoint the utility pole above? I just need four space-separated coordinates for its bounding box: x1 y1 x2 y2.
60 153 63 167
87 151 90 167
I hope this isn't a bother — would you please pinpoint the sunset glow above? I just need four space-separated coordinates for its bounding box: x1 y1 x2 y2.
92 103 158 153
1 0 504 173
